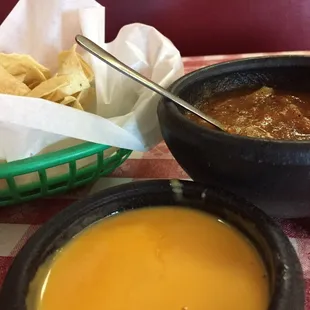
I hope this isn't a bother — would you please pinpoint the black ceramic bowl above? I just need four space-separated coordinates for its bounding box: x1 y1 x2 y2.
158 56 310 218
0 180 304 310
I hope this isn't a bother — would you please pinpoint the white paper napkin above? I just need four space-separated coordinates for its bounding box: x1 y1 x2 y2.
0 0 184 162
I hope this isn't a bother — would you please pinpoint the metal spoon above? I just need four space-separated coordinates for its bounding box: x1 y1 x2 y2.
75 34 225 131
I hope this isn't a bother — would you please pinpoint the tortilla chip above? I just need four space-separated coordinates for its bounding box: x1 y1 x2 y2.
14 72 26 82
0 53 51 88
0 64 30 96
60 96 84 111
60 95 76 105
28 80 43 89
70 100 84 110
58 44 94 82
0 48 94 113
27 73 90 102
75 87 96 109
77 54 94 82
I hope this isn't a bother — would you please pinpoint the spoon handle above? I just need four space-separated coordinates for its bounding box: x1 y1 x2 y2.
75 35 224 130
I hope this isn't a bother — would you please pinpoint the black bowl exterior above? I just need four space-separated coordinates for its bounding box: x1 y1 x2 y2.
0 180 304 310
158 56 310 218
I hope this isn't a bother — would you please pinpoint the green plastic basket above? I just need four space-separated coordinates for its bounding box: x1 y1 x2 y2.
0 143 132 207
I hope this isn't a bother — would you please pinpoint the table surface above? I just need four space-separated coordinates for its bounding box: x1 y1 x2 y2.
1 52 310 308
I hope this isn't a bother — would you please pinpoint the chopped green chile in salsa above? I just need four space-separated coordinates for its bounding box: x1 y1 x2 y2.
186 87 310 141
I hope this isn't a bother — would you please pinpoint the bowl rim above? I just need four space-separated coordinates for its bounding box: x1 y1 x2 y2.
160 55 310 147
0 179 304 310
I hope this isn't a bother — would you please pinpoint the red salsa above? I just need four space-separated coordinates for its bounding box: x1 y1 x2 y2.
186 87 310 141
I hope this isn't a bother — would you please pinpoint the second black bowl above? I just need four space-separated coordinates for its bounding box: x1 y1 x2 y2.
158 56 310 218
0 180 304 310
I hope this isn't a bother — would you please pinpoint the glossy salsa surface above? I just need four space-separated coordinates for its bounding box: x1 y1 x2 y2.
187 87 310 140
27 207 269 310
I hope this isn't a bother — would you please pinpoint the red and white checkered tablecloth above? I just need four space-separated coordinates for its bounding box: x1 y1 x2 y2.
1 53 310 308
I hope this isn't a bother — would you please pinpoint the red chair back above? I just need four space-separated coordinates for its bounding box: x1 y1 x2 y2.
1 0 310 56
